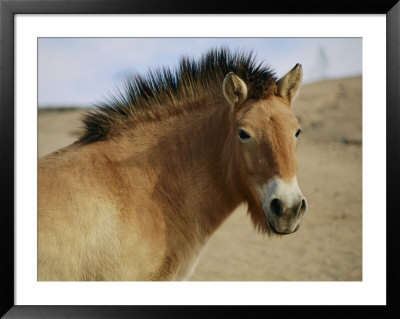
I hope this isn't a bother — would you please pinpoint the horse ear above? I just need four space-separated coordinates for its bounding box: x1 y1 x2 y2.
223 72 248 110
277 63 303 103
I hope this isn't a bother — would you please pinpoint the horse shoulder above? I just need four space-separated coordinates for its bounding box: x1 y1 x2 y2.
38 144 168 280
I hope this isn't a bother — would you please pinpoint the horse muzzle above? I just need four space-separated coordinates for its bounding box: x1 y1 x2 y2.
262 177 307 234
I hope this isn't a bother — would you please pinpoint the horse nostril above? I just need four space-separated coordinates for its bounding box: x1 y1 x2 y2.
269 198 282 217
297 198 307 217
302 199 307 210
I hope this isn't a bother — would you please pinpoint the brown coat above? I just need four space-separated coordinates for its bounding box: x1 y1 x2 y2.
38 49 306 281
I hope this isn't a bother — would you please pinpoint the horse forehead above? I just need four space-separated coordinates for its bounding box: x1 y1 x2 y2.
243 98 298 129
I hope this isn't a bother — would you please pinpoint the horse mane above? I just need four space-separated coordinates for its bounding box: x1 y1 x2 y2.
79 48 277 143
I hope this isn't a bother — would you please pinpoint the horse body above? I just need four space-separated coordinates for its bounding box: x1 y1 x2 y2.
39 96 238 280
38 49 307 281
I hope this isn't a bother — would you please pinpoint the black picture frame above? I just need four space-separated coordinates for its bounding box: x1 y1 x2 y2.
1 0 399 318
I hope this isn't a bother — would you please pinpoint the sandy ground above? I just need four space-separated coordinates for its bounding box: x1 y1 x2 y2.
38 76 362 281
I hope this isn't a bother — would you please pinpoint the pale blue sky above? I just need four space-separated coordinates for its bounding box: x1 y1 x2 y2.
38 38 362 107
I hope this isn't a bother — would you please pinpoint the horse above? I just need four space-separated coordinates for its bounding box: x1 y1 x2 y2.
38 48 307 281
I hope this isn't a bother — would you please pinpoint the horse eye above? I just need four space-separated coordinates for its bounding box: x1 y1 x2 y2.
238 129 251 141
295 129 302 138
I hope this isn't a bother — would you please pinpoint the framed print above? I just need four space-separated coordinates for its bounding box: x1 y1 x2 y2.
1 0 399 318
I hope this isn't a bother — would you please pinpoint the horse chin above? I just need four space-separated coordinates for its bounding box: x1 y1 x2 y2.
267 219 300 236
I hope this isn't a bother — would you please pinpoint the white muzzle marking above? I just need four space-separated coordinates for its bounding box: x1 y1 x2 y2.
261 176 307 234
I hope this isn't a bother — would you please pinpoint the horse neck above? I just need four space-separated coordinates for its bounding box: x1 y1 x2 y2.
113 95 243 242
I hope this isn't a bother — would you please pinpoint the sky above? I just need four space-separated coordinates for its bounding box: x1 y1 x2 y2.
38 38 362 107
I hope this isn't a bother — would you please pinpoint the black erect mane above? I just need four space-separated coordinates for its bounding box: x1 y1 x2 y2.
79 47 277 143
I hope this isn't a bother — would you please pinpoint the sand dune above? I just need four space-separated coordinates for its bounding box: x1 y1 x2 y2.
38 76 362 281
